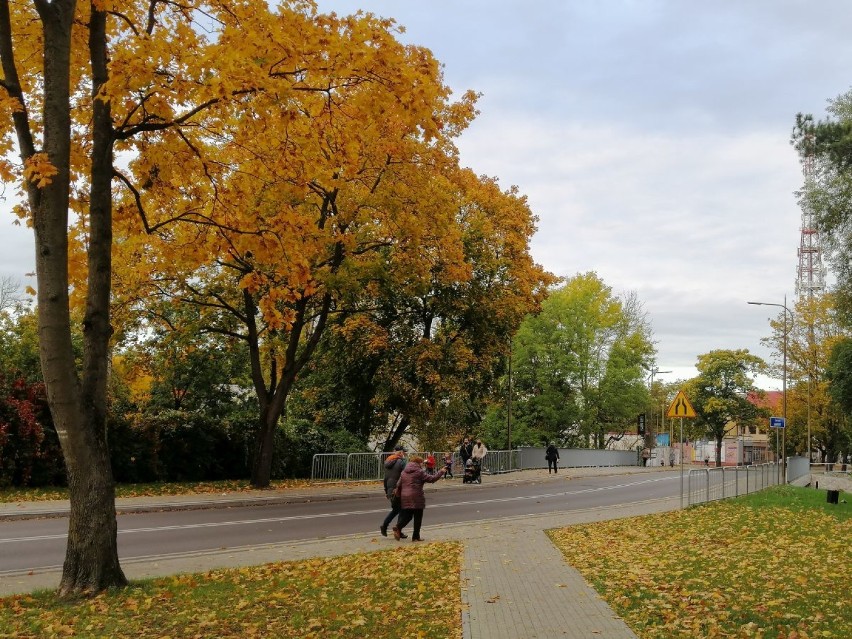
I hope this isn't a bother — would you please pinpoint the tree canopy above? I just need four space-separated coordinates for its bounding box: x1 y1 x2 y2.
0 0 549 592
684 349 767 466
491 272 654 448
792 96 852 324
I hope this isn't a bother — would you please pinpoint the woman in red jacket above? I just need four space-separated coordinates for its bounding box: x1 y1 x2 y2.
393 455 447 541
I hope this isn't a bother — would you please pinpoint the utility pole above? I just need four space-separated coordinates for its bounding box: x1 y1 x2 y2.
507 339 512 450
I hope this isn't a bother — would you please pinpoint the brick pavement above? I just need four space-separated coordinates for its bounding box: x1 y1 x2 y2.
462 524 636 638
454 495 680 639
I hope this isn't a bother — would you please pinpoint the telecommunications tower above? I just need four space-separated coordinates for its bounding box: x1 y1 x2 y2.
796 145 827 299
796 142 826 463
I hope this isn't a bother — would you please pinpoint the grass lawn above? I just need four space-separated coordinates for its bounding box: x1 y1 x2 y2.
0 478 371 503
0 542 462 639
549 485 851 638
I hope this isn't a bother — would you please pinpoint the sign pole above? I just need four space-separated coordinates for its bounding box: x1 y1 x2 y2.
679 417 684 510
776 427 780 482
666 389 695 510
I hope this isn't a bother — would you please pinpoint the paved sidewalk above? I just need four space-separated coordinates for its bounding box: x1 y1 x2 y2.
458 497 679 638
1 467 679 638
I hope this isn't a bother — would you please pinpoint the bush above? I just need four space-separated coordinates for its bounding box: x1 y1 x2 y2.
110 408 258 483
275 419 366 479
0 374 65 488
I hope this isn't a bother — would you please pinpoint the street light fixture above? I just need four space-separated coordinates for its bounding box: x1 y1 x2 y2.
748 297 793 484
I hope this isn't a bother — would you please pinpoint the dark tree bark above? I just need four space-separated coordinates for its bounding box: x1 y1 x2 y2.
247 291 332 488
1 0 126 595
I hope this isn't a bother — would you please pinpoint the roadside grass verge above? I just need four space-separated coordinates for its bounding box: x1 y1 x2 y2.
549 485 851 638
0 542 462 639
0 477 376 503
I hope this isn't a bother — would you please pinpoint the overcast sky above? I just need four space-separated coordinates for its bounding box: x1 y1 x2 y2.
3 1 851 389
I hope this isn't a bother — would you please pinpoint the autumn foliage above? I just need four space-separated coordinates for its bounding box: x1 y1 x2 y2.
550 488 851 638
0 0 548 594
0 374 63 487
92 3 550 483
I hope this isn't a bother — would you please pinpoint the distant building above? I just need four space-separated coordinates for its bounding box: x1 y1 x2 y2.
604 389 782 466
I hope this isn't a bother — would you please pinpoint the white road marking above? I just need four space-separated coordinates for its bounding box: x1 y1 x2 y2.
0 475 674 545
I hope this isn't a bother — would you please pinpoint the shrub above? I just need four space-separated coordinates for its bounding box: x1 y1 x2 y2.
0 374 65 487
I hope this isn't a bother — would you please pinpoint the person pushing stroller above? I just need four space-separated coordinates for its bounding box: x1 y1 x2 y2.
463 439 487 483
462 457 481 484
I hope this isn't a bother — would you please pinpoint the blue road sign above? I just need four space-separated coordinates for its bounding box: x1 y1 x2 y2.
770 417 785 429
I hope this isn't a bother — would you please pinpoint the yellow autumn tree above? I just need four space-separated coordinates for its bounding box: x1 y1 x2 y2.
770 293 851 459
105 6 489 486
313 165 554 451
3 0 438 592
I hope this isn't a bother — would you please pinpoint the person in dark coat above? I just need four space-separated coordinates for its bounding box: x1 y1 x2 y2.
380 445 408 538
459 438 472 466
545 443 560 474
393 455 446 541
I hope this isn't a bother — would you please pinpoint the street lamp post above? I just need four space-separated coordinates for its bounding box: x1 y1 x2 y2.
648 367 671 455
507 339 512 451
748 297 793 484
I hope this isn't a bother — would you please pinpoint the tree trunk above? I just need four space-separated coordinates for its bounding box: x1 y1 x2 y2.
251 404 279 488
24 0 125 595
246 293 332 488
59 428 125 595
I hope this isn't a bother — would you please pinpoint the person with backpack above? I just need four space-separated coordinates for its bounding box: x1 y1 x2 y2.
380 445 408 538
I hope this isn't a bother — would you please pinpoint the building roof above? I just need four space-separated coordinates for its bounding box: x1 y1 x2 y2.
747 390 783 411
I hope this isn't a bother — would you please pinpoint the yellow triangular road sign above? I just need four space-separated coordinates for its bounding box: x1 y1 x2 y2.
666 389 696 419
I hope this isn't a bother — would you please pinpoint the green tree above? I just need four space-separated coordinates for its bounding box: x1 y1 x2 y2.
792 97 852 325
762 294 851 460
824 338 852 463
685 349 767 467
0 305 42 385
110 300 258 482
502 273 654 449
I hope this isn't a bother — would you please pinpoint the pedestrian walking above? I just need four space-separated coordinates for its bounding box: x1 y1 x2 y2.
394 455 447 542
545 443 559 474
467 439 488 480
380 445 408 538
442 453 454 478
471 439 487 464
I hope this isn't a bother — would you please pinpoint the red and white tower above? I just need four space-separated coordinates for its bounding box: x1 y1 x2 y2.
796 147 826 300
796 143 826 463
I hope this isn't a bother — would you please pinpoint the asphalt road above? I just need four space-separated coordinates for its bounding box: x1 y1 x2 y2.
0 470 683 578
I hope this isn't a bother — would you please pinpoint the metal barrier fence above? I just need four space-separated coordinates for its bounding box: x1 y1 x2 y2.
687 463 781 506
482 449 520 474
810 461 851 474
311 449 522 481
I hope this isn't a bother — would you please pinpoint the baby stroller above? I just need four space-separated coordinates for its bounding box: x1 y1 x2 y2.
463 458 482 484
